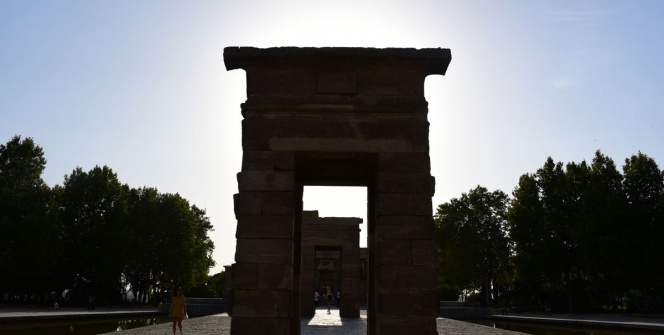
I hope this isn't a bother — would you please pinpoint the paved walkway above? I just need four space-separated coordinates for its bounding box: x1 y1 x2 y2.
92 308 526 335
3 306 664 334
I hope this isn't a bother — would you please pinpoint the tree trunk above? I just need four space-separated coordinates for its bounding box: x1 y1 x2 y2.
485 278 491 306
492 276 499 302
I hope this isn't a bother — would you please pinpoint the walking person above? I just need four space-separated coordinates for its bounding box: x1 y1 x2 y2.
326 289 333 314
169 287 187 335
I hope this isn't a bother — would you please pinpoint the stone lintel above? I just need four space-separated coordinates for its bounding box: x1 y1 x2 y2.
224 47 451 75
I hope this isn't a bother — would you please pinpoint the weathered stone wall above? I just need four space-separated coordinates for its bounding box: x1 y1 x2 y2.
299 211 362 317
224 46 451 335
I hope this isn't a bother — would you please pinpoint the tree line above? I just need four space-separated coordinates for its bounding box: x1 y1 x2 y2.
435 150 664 313
0 135 220 306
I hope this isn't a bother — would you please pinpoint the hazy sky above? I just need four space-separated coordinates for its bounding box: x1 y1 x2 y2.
2 1 663 274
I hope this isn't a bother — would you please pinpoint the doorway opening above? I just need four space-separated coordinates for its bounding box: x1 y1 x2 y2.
303 186 367 249
299 186 368 328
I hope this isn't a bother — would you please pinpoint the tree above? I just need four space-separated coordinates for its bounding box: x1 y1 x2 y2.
125 187 161 303
0 136 59 301
621 152 664 305
509 157 588 312
575 151 627 305
60 165 130 302
156 193 215 290
435 186 511 305
125 190 215 302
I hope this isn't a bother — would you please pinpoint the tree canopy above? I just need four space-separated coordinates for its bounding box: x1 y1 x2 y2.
436 150 664 313
0 136 218 306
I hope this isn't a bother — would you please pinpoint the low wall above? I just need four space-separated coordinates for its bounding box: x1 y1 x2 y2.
158 298 226 316
440 301 493 319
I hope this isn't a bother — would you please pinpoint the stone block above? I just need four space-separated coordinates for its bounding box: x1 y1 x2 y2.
236 215 292 239
242 151 274 170
341 262 361 278
377 193 413 215
355 115 430 153
317 72 357 94
377 290 413 317
246 66 316 95
376 239 412 266
377 173 435 194
231 317 289 335
411 240 437 266
231 289 290 318
234 192 262 215
340 292 361 317
241 116 273 151
377 152 431 173
235 238 292 264
377 266 437 290
258 263 292 290
376 216 434 240
262 192 294 215
341 245 361 259
244 113 428 153
380 318 437 335
413 192 434 216
231 263 259 289
238 170 294 191
274 151 295 171
412 289 439 317
341 277 360 293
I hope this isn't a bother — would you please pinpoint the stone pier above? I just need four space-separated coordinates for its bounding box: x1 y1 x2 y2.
224 47 452 335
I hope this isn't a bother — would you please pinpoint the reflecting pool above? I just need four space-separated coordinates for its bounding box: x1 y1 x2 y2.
471 319 662 335
0 315 171 335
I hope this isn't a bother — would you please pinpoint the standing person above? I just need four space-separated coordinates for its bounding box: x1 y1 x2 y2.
169 287 187 335
336 290 341 308
314 291 319 308
326 289 333 314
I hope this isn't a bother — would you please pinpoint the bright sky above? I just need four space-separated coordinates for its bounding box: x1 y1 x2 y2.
2 1 663 274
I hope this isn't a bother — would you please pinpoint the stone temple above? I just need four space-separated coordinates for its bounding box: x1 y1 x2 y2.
223 47 452 335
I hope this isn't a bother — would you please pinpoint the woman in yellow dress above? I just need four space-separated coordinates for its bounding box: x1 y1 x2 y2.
169 286 187 335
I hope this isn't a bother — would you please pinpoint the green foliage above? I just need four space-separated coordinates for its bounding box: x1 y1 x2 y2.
0 136 216 305
507 151 664 312
434 186 511 305
438 150 664 313
60 165 131 300
189 271 226 298
0 136 59 298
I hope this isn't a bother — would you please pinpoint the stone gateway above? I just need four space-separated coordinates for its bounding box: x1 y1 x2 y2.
224 47 451 335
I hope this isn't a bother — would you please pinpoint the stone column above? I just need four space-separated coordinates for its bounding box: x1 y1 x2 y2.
373 153 439 335
231 151 296 335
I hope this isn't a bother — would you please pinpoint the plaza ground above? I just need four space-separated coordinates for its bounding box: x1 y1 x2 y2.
2 306 664 334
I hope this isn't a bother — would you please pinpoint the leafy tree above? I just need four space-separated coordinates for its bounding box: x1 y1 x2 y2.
156 193 215 290
125 187 161 303
509 158 587 312
125 191 215 302
575 151 627 304
189 270 226 298
621 152 664 305
435 186 511 305
0 136 59 300
60 165 130 302
0 136 218 304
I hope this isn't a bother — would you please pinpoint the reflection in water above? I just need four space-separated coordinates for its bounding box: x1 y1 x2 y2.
115 317 167 331
0 316 171 335
471 319 662 335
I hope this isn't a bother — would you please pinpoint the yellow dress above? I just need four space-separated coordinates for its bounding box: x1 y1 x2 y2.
170 295 186 319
